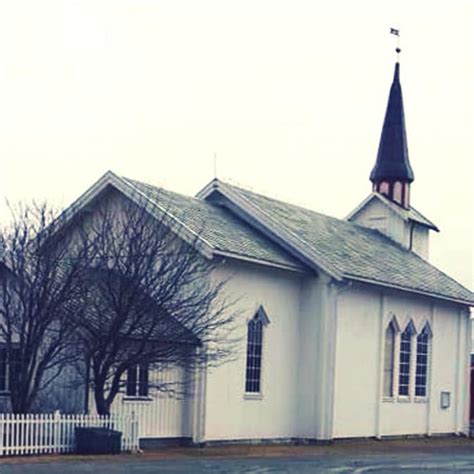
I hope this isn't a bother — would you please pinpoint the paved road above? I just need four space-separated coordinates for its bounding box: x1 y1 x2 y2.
2 453 474 473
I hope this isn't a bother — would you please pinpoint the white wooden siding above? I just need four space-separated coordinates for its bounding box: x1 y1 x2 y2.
109 364 192 439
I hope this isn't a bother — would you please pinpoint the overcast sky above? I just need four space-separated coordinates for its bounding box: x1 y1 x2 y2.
0 0 472 288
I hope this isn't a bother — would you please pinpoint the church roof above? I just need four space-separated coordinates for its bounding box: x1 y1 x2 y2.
196 179 473 305
58 172 473 306
122 177 306 272
370 63 414 183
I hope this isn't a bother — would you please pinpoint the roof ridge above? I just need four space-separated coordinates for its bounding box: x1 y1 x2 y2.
127 176 352 229
219 179 353 225
123 176 220 208
223 181 403 240
128 177 402 233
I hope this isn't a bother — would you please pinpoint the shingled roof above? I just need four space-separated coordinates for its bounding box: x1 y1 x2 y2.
205 181 473 305
122 177 305 271
69 172 471 306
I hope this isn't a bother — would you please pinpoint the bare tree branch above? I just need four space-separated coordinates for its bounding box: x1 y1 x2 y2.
70 191 239 415
0 201 89 413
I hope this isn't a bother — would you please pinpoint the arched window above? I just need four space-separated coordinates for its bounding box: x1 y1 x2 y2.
383 320 397 397
245 306 270 394
415 324 432 397
399 321 416 396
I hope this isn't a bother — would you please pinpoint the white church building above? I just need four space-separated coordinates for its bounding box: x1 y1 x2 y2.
52 60 474 443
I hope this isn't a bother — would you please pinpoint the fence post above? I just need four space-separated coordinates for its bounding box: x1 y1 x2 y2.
53 410 60 454
131 411 139 453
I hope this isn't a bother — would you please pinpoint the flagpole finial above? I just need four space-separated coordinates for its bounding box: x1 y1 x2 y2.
390 27 401 61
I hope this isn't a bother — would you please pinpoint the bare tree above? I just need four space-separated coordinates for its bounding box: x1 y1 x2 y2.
0 190 237 416
0 202 88 413
74 193 237 416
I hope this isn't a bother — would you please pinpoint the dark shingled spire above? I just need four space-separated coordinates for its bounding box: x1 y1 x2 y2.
370 62 414 184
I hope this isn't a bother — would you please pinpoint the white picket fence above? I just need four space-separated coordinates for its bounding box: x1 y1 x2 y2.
0 411 139 456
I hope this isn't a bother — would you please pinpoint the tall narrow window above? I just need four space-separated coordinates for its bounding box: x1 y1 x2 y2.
415 324 431 397
126 363 149 397
245 306 270 394
399 322 415 396
383 321 397 397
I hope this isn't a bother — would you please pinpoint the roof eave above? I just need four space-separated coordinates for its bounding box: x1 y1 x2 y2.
213 249 309 274
346 274 474 307
407 217 439 232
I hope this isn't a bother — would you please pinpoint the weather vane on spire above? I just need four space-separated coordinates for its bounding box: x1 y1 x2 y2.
390 27 401 60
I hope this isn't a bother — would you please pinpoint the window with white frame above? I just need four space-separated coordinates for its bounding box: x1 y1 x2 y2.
383 320 397 397
0 347 20 393
398 321 415 396
415 324 431 397
245 306 270 394
126 363 149 397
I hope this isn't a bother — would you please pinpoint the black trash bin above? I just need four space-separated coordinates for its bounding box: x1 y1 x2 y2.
75 427 122 454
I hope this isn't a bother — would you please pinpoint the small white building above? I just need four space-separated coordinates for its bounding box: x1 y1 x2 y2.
4 59 472 443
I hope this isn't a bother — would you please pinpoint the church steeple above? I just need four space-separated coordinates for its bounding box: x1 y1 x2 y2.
370 61 414 208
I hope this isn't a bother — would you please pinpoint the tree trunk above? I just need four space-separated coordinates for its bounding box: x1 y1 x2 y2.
10 392 33 414
94 383 111 416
